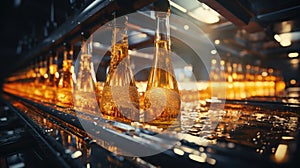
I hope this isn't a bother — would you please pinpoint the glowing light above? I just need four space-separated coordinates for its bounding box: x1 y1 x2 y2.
290 79 296 85
170 1 187 13
71 151 82 159
261 71 268 77
275 33 293 47
173 148 185 156
220 60 225 66
184 65 193 72
189 154 206 163
268 68 274 73
188 4 220 24
214 39 220 45
206 158 216 165
282 136 294 140
290 59 299 64
43 74 49 79
274 144 288 163
288 52 299 58
93 42 102 48
274 34 281 42
136 33 147 38
211 59 217 64
211 49 217 55
55 72 60 78
183 25 189 30
280 40 292 47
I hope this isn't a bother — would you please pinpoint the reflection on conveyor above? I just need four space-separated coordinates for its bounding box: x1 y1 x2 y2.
4 93 300 168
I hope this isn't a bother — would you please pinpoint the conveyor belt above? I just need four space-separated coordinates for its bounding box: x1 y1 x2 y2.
2 93 300 168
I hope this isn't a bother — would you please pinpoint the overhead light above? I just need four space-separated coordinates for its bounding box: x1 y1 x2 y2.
280 40 292 47
170 1 187 13
188 3 220 24
274 34 281 42
288 52 299 58
274 33 292 47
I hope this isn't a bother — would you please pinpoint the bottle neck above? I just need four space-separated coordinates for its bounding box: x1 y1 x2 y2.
110 16 129 67
81 36 93 55
112 16 128 46
155 12 170 50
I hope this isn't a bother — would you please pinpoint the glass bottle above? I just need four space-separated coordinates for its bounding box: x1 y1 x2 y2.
237 63 246 99
268 68 276 96
209 58 220 99
245 64 253 98
74 35 99 114
143 10 181 130
254 66 263 96
218 60 226 99
57 44 75 108
100 15 140 123
33 57 43 99
225 62 234 99
45 51 58 103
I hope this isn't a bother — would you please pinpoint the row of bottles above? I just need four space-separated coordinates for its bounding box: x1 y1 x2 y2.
4 9 181 130
208 59 286 100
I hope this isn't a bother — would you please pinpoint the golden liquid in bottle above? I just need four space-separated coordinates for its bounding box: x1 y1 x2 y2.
39 67 47 77
101 85 139 122
57 60 74 107
100 43 140 123
144 40 181 130
45 64 58 102
74 53 98 114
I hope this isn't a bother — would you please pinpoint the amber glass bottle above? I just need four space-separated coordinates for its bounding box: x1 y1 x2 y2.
100 15 140 123
143 10 181 130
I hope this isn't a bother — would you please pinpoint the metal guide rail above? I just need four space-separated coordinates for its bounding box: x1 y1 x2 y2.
2 93 300 167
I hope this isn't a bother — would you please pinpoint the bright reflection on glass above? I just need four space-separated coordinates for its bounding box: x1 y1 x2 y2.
214 39 220 45
183 25 189 30
210 49 217 55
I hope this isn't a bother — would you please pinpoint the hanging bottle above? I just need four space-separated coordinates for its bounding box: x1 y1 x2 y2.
57 44 75 108
100 14 140 123
74 34 99 114
143 8 181 130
